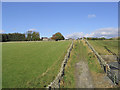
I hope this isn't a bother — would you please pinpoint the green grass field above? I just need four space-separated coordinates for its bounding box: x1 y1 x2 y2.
88 40 118 55
2 41 71 88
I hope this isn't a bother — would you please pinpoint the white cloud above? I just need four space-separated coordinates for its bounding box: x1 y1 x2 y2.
65 27 118 39
0 30 4 33
65 32 84 39
88 14 96 18
28 28 36 31
84 27 118 38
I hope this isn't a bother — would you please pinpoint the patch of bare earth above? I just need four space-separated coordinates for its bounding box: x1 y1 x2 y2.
75 60 94 88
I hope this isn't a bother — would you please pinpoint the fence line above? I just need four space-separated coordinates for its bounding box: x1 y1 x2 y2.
47 41 73 88
104 46 120 63
85 39 119 85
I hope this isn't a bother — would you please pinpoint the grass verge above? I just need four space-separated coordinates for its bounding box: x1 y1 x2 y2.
88 40 118 55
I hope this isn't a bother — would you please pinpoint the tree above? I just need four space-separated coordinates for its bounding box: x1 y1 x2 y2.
2 34 8 42
83 37 86 39
26 31 40 41
26 31 32 41
32 32 40 41
51 32 65 41
0 34 2 42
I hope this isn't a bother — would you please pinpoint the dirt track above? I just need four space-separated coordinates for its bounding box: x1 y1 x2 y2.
75 60 94 88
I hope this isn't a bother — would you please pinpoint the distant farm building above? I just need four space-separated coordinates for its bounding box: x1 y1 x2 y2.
41 37 48 41
68 38 73 40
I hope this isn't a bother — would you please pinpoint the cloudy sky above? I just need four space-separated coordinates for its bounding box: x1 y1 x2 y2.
2 2 118 38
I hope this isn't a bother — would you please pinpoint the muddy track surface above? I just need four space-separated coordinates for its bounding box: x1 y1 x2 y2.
75 60 94 88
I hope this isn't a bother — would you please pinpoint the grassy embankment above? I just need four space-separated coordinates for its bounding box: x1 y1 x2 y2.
2 41 71 88
88 40 118 55
62 40 103 88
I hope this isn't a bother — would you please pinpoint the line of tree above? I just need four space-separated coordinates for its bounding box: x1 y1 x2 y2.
1 31 40 42
86 37 106 40
86 37 120 40
1 31 65 42
2 33 26 42
26 31 40 41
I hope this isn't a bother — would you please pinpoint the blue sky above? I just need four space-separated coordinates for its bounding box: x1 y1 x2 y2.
2 2 118 38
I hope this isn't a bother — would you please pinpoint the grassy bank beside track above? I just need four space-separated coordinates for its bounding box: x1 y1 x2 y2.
88 40 118 55
2 41 71 88
82 40 103 73
60 40 80 88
